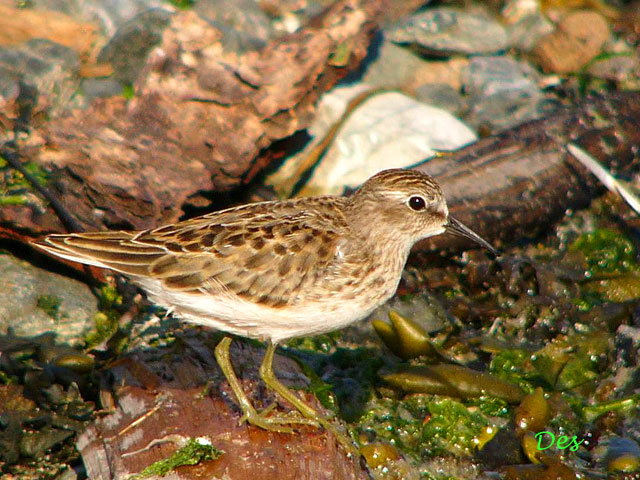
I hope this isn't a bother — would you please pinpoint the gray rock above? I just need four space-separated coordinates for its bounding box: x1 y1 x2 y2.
587 54 639 84
462 55 551 132
0 39 80 117
195 0 274 52
601 436 640 472
80 77 124 99
463 56 540 98
267 85 476 197
32 0 170 37
20 428 74 458
0 66 21 103
27 38 80 70
507 13 554 52
0 254 97 346
98 7 174 85
389 7 509 57
360 34 430 89
339 294 455 350
413 83 466 116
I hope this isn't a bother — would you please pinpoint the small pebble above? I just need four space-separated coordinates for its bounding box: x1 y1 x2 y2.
534 11 610 73
388 7 509 57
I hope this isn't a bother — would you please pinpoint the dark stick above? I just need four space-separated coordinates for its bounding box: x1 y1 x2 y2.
1 142 83 233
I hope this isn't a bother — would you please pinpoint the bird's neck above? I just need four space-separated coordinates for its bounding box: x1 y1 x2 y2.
344 203 414 262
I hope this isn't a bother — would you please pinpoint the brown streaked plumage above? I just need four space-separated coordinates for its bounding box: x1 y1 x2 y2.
32 169 496 447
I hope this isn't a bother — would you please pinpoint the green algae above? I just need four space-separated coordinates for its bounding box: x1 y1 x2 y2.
135 437 223 478
489 349 542 393
355 392 496 463
466 396 510 418
122 84 135 100
581 394 640 423
570 228 640 303
287 331 340 353
572 228 637 275
294 359 340 413
421 398 490 457
0 195 30 206
356 394 431 459
36 295 62 320
489 329 611 396
168 0 194 9
84 285 123 349
0 155 49 206
0 156 49 188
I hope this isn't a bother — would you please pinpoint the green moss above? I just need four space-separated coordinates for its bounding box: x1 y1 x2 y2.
286 332 340 353
23 161 49 187
36 295 62 320
85 312 119 349
122 84 135 100
356 394 429 458
489 350 540 393
294 360 339 413
136 437 223 478
85 285 123 348
465 396 510 418
329 42 352 67
581 394 640 423
0 155 49 205
168 0 194 9
0 370 16 385
97 285 122 310
420 398 490 457
571 229 638 276
0 195 29 206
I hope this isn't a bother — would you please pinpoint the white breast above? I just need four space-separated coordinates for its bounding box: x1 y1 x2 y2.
138 278 387 343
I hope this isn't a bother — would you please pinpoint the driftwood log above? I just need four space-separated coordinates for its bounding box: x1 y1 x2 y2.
0 1 637 254
0 0 388 237
3 90 639 254
76 333 369 480
419 91 640 252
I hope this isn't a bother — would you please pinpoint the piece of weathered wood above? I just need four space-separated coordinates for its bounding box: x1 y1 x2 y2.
77 335 367 480
1 0 385 237
417 91 640 252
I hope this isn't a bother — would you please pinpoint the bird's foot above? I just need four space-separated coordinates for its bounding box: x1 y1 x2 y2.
238 402 319 433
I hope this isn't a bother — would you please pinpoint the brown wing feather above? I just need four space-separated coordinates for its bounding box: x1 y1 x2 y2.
141 198 348 306
33 231 167 276
32 197 350 307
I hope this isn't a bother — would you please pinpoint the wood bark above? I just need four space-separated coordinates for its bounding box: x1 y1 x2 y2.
1 0 385 236
417 91 640 252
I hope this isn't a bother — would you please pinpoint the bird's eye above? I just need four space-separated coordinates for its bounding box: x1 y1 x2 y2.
408 196 426 211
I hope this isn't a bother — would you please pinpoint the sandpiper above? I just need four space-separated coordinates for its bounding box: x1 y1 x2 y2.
33 169 496 450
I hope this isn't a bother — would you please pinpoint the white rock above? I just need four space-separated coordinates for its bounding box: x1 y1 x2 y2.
268 84 477 197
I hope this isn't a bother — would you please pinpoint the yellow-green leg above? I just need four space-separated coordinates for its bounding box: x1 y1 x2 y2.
214 336 316 433
260 340 358 456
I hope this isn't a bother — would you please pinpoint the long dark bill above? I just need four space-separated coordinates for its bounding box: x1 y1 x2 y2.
446 216 499 256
